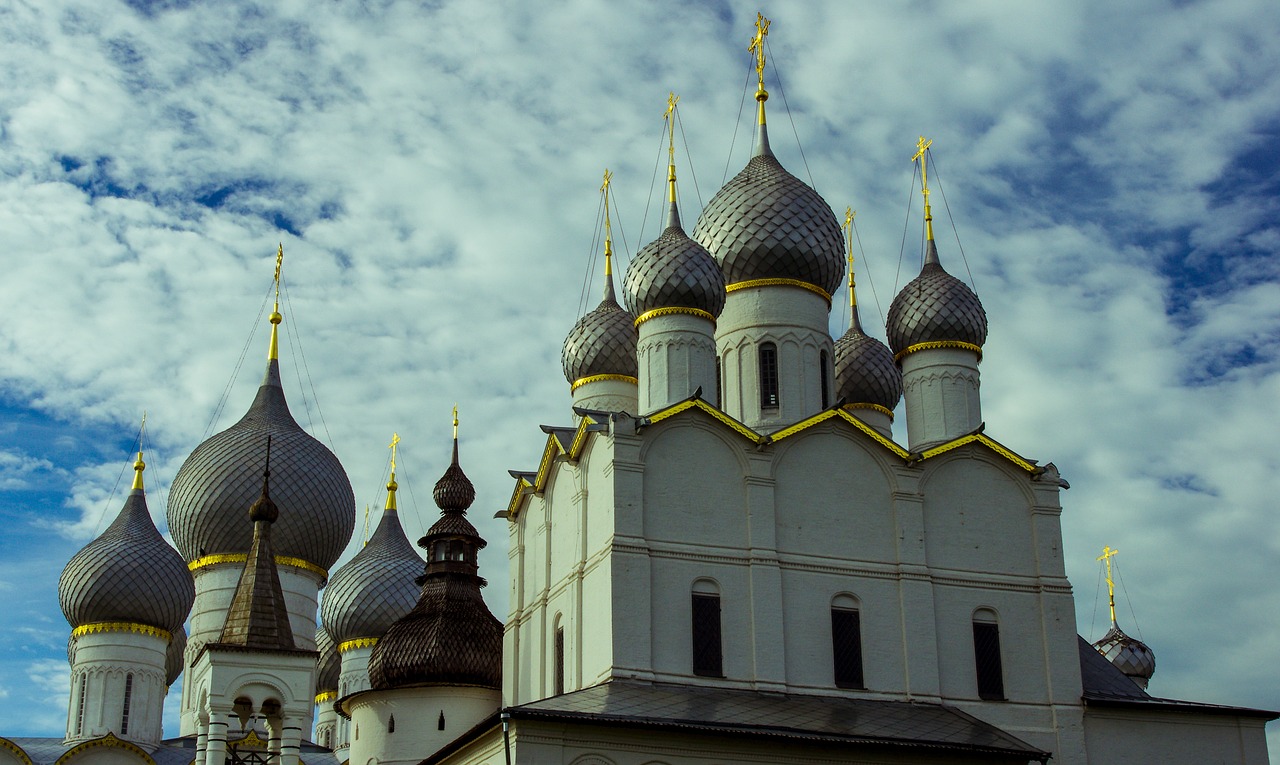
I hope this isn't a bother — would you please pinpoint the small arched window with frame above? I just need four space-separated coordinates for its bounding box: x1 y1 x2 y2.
972 608 1005 700
830 595 863 689
691 579 724 677
759 343 779 409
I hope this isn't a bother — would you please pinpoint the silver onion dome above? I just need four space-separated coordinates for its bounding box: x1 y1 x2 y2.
886 240 987 356
167 360 355 571
315 626 340 694
834 314 902 411
59 466 194 634
165 628 187 686
320 500 423 645
693 136 844 297
562 273 638 384
1093 624 1156 689
623 203 726 319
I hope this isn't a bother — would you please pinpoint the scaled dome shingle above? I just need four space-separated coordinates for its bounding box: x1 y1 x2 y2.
693 151 844 297
562 295 638 384
320 506 423 645
886 243 988 355
623 208 726 319
834 323 903 411
167 361 355 571
59 486 194 634
1094 625 1156 685
315 626 340 694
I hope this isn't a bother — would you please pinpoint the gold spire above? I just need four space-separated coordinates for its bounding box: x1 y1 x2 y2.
268 243 284 360
602 169 614 273
664 92 680 204
131 412 147 490
386 432 400 512
912 136 935 242
1097 545 1120 626
749 12 771 123
843 208 857 311
361 504 370 546
452 405 459 440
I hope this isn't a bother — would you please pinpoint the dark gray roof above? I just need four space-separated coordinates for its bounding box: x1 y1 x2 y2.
1092 624 1155 683
167 360 355 570
834 321 902 410
562 296 638 384
886 242 988 355
217 465 295 651
692 141 845 297
433 439 475 512
504 681 1047 761
58 487 194 633
315 626 340 693
1076 636 1278 719
165 628 186 686
623 203 726 319
320 507 424 644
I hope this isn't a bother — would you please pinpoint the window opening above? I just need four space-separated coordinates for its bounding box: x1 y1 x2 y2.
437 710 446 730
554 625 565 695
388 715 395 733
831 608 864 689
75 675 87 735
121 673 133 734
691 593 723 677
973 618 1005 700
759 343 779 409
820 350 830 408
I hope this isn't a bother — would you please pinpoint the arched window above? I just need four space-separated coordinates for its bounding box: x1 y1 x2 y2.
715 356 723 406
437 710 446 731
121 673 134 734
388 715 395 734
691 579 723 677
820 350 830 408
554 618 566 696
759 343 779 409
830 595 863 689
972 608 1005 700
75 674 87 735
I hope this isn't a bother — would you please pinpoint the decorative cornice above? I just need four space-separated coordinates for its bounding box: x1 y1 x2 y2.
189 553 327 579
634 306 716 327
768 408 911 459
314 691 337 704
726 277 832 303
917 433 1037 472
71 622 171 641
337 637 379 654
894 340 983 363
841 402 894 419
55 733 156 765
571 374 638 392
0 737 33 765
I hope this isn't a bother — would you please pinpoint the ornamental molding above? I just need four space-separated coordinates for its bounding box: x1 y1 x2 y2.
314 691 337 704
55 733 156 765
71 622 171 641
189 553 328 580
634 306 716 327
570 374 637 392
726 277 832 304
841 402 895 419
0 737 33 765
337 637 378 654
894 340 983 363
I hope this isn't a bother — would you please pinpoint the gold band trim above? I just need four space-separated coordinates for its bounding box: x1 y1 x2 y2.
571 374 638 392
918 433 1036 472
841 403 895 419
1 737 34 765
72 622 171 641
55 733 156 765
726 278 832 303
894 340 983 362
189 553 328 579
646 399 759 443
314 691 337 704
338 637 379 654
634 306 715 327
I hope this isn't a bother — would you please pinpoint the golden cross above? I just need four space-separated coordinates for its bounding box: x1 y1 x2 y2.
388 432 400 473
665 92 680 163
843 207 854 233
664 92 679 122
1097 546 1119 624
843 208 856 304
600 168 612 194
274 243 284 302
749 12 771 82
601 169 614 262
912 135 933 193
452 405 459 440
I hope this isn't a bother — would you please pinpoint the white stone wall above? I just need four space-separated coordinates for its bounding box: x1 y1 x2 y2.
571 378 638 415
332 643 374 756
716 286 833 432
900 347 981 451
65 630 169 747
1084 708 1273 765
636 314 718 413
347 686 500 765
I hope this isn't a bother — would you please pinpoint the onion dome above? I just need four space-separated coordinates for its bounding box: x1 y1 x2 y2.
886 240 988 356
166 628 187 686
320 464 423 645
59 452 195 634
835 313 902 411
167 353 355 571
368 414 502 690
562 188 638 385
315 626 340 695
624 202 726 320
1093 625 1156 689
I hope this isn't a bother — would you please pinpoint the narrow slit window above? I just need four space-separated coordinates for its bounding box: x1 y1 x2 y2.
554 625 565 695
820 350 830 408
76 675 87 735
388 715 395 733
691 593 723 677
831 608 864 689
715 356 723 406
759 343 779 409
973 618 1005 700
121 673 133 734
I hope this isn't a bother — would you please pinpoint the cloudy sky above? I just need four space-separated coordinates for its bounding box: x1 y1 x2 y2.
1 0 1277 750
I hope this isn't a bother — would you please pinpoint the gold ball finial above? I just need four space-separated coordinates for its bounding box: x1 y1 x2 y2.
270 310 283 325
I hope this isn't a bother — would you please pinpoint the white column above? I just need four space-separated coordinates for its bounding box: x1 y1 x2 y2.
900 347 982 451
637 313 718 414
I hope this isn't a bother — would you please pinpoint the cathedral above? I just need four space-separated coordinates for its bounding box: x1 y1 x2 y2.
2 15 1274 765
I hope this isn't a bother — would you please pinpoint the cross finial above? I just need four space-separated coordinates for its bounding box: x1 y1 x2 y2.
268 245 285 360
388 432 401 474
132 411 147 491
600 168 612 194
912 136 935 242
601 169 615 268
665 92 680 203
750 13 771 86
274 243 284 291
452 405 459 440
1097 545 1120 625
843 208 857 311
